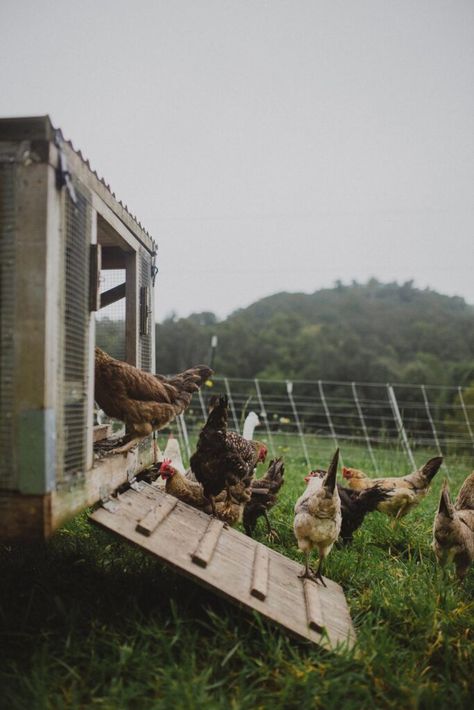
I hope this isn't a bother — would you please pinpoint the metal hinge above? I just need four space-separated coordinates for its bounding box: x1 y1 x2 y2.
151 250 159 286
54 130 78 205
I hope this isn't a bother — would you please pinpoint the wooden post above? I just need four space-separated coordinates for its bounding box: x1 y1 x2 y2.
286 380 311 468
125 252 138 366
14 154 61 494
86 210 98 470
352 382 378 473
254 379 275 456
318 381 341 463
387 384 416 469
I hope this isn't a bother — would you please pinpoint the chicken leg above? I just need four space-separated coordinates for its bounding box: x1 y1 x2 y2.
298 552 318 581
312 556 327 587
263 510 279 542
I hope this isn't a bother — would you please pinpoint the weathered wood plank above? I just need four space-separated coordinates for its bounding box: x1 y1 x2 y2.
100 245 127 269
191 518 224 568
250 544 269 601
302 578 325 633
93 424 111 443
136 496 178 536
0 491 53 541
100 282 126 309
89 487 356 652
125 252 138 365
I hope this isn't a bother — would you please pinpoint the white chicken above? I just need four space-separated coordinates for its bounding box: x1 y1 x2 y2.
242 411 260 441
153 433 186 489
293 449 341 586
161 433 186 475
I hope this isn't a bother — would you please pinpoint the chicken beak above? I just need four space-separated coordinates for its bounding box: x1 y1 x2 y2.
324 448 339 494
438 480 453 519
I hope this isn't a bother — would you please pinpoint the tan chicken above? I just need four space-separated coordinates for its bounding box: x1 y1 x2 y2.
341 457 443 519
433 473 474 580
159 459 247 526
293 449 341 586
159 459 207 508
94 347 212 454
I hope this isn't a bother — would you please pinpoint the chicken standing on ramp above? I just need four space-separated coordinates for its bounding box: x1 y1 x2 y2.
293 449 341 586
190 394 267 516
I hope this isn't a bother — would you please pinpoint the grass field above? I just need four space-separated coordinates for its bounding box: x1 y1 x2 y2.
1 438 473 709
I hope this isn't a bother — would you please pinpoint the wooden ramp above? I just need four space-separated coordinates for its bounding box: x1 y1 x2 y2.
89 482 355 652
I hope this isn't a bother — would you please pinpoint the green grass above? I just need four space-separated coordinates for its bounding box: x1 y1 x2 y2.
1 439 473 709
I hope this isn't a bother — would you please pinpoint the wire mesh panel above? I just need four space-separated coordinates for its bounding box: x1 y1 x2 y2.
62 189 90 484
95 269 126 360
0 160 17 489
139 248 152 372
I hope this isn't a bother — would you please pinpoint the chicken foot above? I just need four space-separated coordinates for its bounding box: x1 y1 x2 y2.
263 511 279 542
391 503 408 529
298 553 327 586
298 553 319 582
110 436 143 455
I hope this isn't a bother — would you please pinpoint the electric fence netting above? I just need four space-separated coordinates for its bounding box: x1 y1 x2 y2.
174 378 474 474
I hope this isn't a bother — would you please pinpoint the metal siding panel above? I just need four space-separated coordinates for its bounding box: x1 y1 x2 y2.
62 189 90 484
0 159 17 489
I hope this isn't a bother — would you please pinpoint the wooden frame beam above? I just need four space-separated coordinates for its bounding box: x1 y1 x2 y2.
101 246 126 270
100 282 126 309
125 252 138 365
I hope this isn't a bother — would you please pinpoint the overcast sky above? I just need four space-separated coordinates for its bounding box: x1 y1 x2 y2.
1 0 473 320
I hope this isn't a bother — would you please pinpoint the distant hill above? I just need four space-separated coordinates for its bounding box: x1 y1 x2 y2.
156 280 474 387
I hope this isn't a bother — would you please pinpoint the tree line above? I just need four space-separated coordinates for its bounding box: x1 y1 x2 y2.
96 280 474 445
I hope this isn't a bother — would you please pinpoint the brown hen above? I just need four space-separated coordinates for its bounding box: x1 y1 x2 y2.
190 394 267 515
94 347 212 453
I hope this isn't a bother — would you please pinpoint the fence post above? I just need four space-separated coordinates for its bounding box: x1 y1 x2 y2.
351 382 378 473
286 381 311 468
177 413 191 462
224 377 240 433
317 380 341 461
421 385 443 457
458 386 474 448
197 390 208 422
387 384 416 469
174 415 186 463
254 378 276 456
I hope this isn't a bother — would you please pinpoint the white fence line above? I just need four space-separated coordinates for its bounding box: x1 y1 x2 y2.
176 377 473 470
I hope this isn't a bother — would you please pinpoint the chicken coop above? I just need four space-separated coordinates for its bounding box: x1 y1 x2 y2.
0 116 158 541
